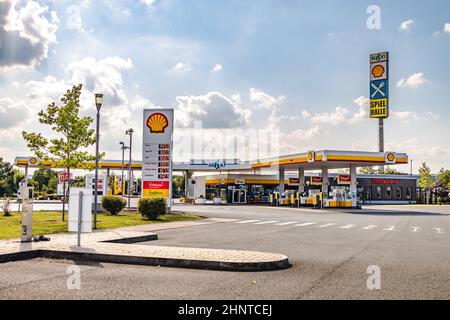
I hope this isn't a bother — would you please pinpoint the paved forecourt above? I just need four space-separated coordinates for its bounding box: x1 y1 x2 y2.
0 219 289 272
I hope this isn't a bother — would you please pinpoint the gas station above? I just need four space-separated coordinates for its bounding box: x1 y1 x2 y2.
12 51 414 213
14 149 412 210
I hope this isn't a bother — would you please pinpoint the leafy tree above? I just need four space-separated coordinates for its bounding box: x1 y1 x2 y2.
31 168 58 193
437 168 450 189
0 158 17 197
378 167 403 175
418 163 434 190
359 166 378 174
22 84 100 221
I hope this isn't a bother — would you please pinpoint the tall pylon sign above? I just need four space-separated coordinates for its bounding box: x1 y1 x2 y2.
370 52 389 166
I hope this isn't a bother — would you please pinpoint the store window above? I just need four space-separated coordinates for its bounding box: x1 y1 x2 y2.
365 187 372 200
376 186 382 199
386 187 392 199
407 187 413 199
396 187 402 199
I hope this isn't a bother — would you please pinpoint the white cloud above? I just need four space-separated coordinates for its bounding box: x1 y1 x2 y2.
444 23 450 33
65 56 133 106
211 64 223 73
0 0 59 69
397 73 427 88
249 88 284 109
301 110 311 118
391 110 440 122
171 62 192 73
174 92 252 128
141 0 156 8
0 97 31 128
399 19 414 31
311 106 350 125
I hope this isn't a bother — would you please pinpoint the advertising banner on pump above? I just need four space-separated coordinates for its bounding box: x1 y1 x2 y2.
142 109 174 207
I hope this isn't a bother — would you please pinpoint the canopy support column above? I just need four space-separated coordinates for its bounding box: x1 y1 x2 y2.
321 168 329 198
279 167 285 194
350 165 358 207
298 168 305 193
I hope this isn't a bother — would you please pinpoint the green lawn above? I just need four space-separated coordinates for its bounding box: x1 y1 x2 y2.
0 211 203 240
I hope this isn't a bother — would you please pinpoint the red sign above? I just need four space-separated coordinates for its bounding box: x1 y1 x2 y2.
58 172 72 184
311 177 323 185
338 175 351 185
372 179 398 185
289 178 300 184
143 181 170 190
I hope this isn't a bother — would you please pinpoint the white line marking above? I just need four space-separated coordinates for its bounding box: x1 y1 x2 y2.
362 225 378 230
255 221 279 225
340 224 356 229
433 228 445 234
318 223 336 228
384 226 396 231
275 221 298 226
411 227 421 233
236 220 261 224
295 222 317 227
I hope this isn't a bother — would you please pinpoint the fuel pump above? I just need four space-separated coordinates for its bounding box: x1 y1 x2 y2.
21 185 33 243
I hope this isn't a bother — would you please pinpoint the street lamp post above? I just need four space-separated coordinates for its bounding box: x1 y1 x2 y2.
125 128 134 211
93 93 103 230
119 142 129 197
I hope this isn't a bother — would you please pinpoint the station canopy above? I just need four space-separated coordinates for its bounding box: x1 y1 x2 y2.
14 150 408 173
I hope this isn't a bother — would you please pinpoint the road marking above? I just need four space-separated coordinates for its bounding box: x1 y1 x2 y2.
254 221 279 225
362 225 378 230
433 228 445 234
318 223 336 228
340 224 356 229
295 222 317 227
236 220 261 224
411 227 421 233
384 226 396 231
275 221 298 226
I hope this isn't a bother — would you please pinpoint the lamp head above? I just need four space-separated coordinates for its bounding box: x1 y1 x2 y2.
95 93 104 112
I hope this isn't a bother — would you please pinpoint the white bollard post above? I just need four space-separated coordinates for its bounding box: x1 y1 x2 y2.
21 185 33 243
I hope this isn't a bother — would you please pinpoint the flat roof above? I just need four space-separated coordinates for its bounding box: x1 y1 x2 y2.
14 150 408 172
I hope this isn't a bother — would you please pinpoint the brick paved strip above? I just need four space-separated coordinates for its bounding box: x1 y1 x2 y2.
0 234 290 272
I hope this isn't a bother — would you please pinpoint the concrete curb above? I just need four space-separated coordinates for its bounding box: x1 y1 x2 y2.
0 249 290 272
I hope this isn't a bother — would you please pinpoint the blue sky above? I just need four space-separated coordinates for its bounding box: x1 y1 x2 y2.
0 0 449 172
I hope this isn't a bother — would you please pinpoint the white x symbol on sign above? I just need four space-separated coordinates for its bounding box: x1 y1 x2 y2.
371 82 386 98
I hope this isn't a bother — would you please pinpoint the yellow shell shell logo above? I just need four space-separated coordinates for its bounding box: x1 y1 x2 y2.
372 65 385 78
29 157 38 165
387 153 395 162
147 113 169 134
308 152 314 161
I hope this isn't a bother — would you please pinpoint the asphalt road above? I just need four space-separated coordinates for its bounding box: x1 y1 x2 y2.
1 204 449 300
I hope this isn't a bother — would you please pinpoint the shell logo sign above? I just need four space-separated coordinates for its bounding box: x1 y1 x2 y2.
29 157 38 165
147 113 169 134
371 64 385 79
385 152 396 164
307 151 315 163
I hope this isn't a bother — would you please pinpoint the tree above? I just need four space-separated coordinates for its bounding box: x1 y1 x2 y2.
22 84 100 221
437 168 450 189
31 168 58 193
418 163 434 190
359 166 378 174
0 158 17 197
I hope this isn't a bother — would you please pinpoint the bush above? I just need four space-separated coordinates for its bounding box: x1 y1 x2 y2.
138 198 167 220
101 196 127 215
1 198 12 217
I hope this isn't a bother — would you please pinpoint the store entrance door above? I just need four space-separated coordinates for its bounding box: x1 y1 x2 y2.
233 189 247 204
